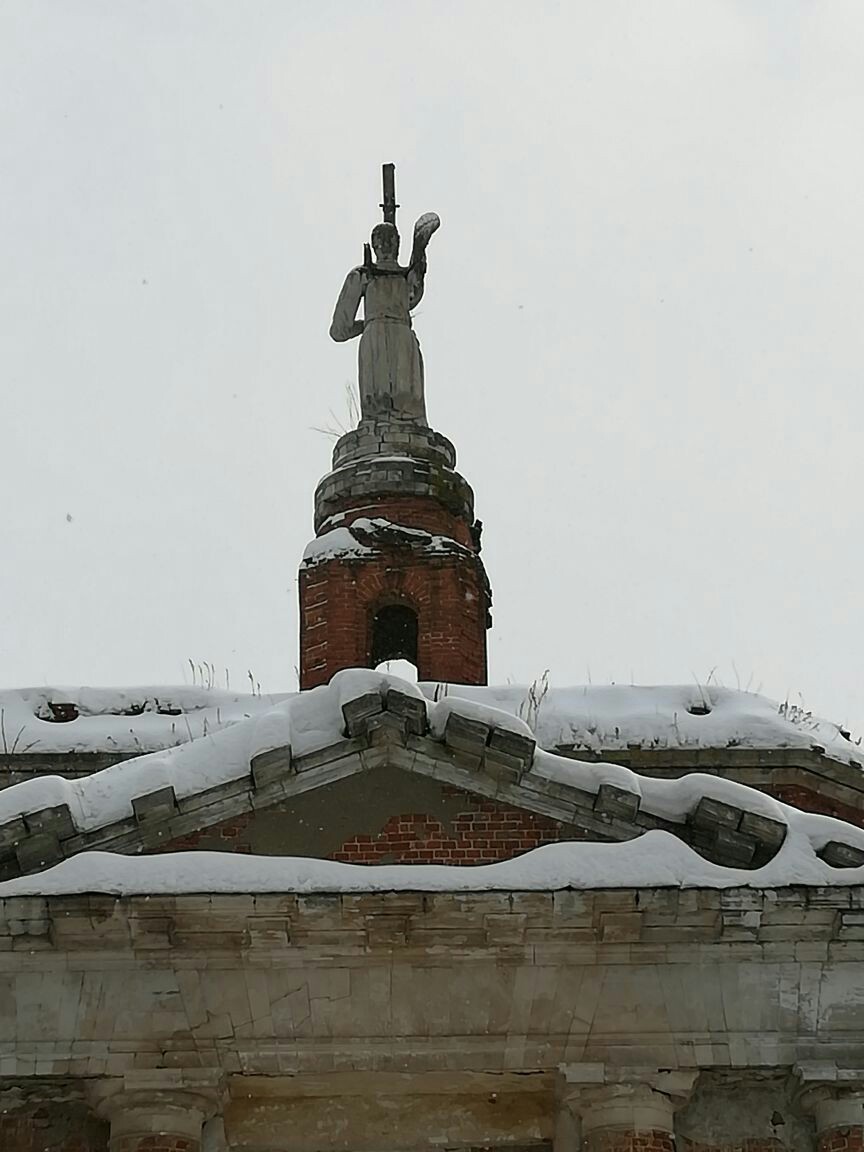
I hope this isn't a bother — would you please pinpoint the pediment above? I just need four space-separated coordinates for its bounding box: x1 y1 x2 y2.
164 762 587 864
1 673 863 882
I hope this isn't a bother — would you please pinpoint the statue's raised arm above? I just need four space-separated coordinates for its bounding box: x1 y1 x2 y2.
329 165 439 426
407 211 440 310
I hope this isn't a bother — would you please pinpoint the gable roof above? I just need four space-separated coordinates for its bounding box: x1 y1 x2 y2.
1 669 863 885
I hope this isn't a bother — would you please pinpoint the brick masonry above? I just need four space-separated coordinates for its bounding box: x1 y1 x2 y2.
681 1143 787 1152
112 1138 198 1152
301 416 490 688
585 1133 676 1152
0 1105 107 1151
168 817 254 853
818 1131 864 1152
165 784 582 863
769 785 864 828
323 495 476 545
328 790 579 864
299 549 490 689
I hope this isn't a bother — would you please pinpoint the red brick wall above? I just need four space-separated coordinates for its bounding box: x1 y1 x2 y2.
769 785 864 828
300 551 489 689
681 1141 786 1152
164 788 579 864
0 1106 107 1151
168 817 253 853
585 1132 675 1152
113 1137 199 1152
819 1129 864 1152
329 791 577 864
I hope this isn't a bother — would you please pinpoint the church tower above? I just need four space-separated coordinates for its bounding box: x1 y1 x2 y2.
298 165 491 689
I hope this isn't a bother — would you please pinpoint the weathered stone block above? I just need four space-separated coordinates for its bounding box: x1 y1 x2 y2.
132 786 178 823
366 712 408 745
821 840 864 869
385 689 428 736
481 747 525 784
720 888 764 910
342 692 384 736
599 911 643 942
738 810 786 848
23 804 75 841
836 910 864 941
487 727 535 768
594 783 640 822
708 826 757 867
721 909 762 939
251 745 293 789
293 739 364 775
444 713 490 754
364 913 408 947
691 796 742 831
128 916 172 948
483 912 527 943
0 816 26 854
16 832 63 873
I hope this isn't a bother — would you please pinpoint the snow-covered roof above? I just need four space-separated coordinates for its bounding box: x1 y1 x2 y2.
0 678 859 766
448 682 862 765
0 684 281 755
1 669 863 893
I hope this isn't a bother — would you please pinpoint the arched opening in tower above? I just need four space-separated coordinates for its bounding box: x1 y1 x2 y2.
371 604 419 671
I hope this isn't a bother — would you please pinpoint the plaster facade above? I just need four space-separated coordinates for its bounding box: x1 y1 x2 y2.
1 885 863 1149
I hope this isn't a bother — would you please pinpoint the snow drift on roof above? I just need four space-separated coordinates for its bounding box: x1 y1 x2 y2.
0 827 861 896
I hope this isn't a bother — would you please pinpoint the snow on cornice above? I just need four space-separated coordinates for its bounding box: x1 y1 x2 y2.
2 828 862 897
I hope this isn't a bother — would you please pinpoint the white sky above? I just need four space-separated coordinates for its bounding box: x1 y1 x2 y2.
2 1 863 736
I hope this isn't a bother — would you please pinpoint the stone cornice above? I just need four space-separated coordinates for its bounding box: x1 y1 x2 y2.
1 886 863 1086
1 884 862 956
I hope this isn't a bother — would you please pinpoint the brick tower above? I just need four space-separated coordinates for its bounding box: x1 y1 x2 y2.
298 165 491 689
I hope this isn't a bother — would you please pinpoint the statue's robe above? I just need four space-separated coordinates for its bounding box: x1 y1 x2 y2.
330 267 427 425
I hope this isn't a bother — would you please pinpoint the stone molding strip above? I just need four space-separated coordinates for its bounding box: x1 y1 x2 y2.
330 421 458 470
1 883 863 954
314 456 475 530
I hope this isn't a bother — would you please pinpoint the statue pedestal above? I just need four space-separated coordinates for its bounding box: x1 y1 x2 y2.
315 419 473 533
331 419 457 470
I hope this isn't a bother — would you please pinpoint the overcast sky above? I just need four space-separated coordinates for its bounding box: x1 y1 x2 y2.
2 1 863 735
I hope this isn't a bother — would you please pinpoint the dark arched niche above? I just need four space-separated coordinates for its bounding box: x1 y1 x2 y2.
371 604 419 669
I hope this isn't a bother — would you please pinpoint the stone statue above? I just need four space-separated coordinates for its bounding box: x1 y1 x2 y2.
330 164 440 425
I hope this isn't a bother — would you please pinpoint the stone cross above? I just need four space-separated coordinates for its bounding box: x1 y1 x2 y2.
379 162 398 226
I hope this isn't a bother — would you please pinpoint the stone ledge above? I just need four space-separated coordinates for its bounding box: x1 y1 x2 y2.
0 885 862 955
331 421 458 470
314 457 475 529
